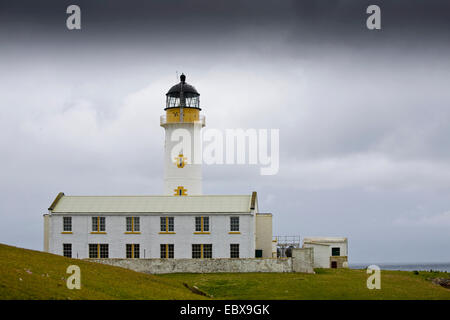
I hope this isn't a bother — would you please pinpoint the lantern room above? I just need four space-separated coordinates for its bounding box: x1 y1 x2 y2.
165 74 200 110
162 74 204 125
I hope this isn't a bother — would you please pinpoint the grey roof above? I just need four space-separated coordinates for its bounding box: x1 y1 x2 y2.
49 194 255 214
303 237 348 245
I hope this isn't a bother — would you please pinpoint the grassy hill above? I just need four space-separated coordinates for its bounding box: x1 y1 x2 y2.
0 243 203 300
162 268 450 300
1 243 449 300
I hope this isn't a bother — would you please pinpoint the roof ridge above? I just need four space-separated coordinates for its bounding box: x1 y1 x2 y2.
62 194 252 198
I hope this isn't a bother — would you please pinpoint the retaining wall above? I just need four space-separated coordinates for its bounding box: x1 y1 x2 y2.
89 248 314 274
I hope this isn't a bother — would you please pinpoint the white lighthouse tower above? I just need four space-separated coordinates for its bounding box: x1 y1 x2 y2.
160 74 205 196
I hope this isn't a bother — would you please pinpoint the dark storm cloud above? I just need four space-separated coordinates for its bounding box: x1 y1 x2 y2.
1 0 450 44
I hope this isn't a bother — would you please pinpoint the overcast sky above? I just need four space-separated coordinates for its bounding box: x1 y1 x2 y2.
1 0 449 263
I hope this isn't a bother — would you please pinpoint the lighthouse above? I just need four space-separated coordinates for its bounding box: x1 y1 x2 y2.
160 74 205 196
44 74 276 261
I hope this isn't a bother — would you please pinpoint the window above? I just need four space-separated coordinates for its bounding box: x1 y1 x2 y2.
63 217 72 232
230 244 239 258
230 217 239 232
203 217 209 232
195 217 201 232
63 243 72 258
195 216 209 233
89 244 108 258
203 244 212 258
134 217 140 231
174 186 187 196
192 244 212 259
92 217 106 232
192 244 201 258
160 217 174 232
126 217 140 232
160 244 174 258
89 244 98 258
332 247 340 256
99 244 108 258
126 244 140 258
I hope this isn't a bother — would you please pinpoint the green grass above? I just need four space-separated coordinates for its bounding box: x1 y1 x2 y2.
0 243 203 300
1 243 449 300
160 269 450 300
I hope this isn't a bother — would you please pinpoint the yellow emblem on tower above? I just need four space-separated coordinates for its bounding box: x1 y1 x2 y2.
174 154 187 168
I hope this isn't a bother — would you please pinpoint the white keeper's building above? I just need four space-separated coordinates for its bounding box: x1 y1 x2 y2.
43 75 274 260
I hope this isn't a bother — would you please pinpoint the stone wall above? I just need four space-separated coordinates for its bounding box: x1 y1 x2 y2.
88 248 314 274
292 247 314 273
330 256 349 268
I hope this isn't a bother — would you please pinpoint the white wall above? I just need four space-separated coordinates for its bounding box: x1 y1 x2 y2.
303 242 348 268
304 244 330 268
49 213 255 259
163 122 203 195
255 214 273 258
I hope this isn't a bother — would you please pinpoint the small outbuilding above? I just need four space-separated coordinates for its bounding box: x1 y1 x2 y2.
302 237 348 269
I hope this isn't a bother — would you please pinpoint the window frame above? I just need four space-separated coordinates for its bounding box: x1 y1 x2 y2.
203 244 212 258
192 244 202 258
99 244 108 258
195 217 202 232
63 217 72 232
192 244 212 259
230 216 239 232
63 243 72 258
89 243 98 258
126 216 140 233
91 217 106 233
331 247 341 256
160 217 175 233
160 244 174 259
194 216 210 234
230 243 239 258
126 244 140 258
89 243 108 258
203 217 209 232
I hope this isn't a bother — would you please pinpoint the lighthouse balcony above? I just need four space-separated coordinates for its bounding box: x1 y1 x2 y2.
160 114 205 126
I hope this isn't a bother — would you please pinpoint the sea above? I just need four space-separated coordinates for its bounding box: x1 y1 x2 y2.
349 263 450 272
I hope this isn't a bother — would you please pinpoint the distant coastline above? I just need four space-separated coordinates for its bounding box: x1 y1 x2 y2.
350 263 450 272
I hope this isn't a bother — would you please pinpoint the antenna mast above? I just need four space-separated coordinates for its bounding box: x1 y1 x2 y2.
179 73 185 122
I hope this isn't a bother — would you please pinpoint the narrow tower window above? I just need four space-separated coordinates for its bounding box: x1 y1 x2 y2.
174 186 187 196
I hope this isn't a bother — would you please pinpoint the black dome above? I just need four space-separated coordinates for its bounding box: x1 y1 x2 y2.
165 74 201 110
166 75 199 98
